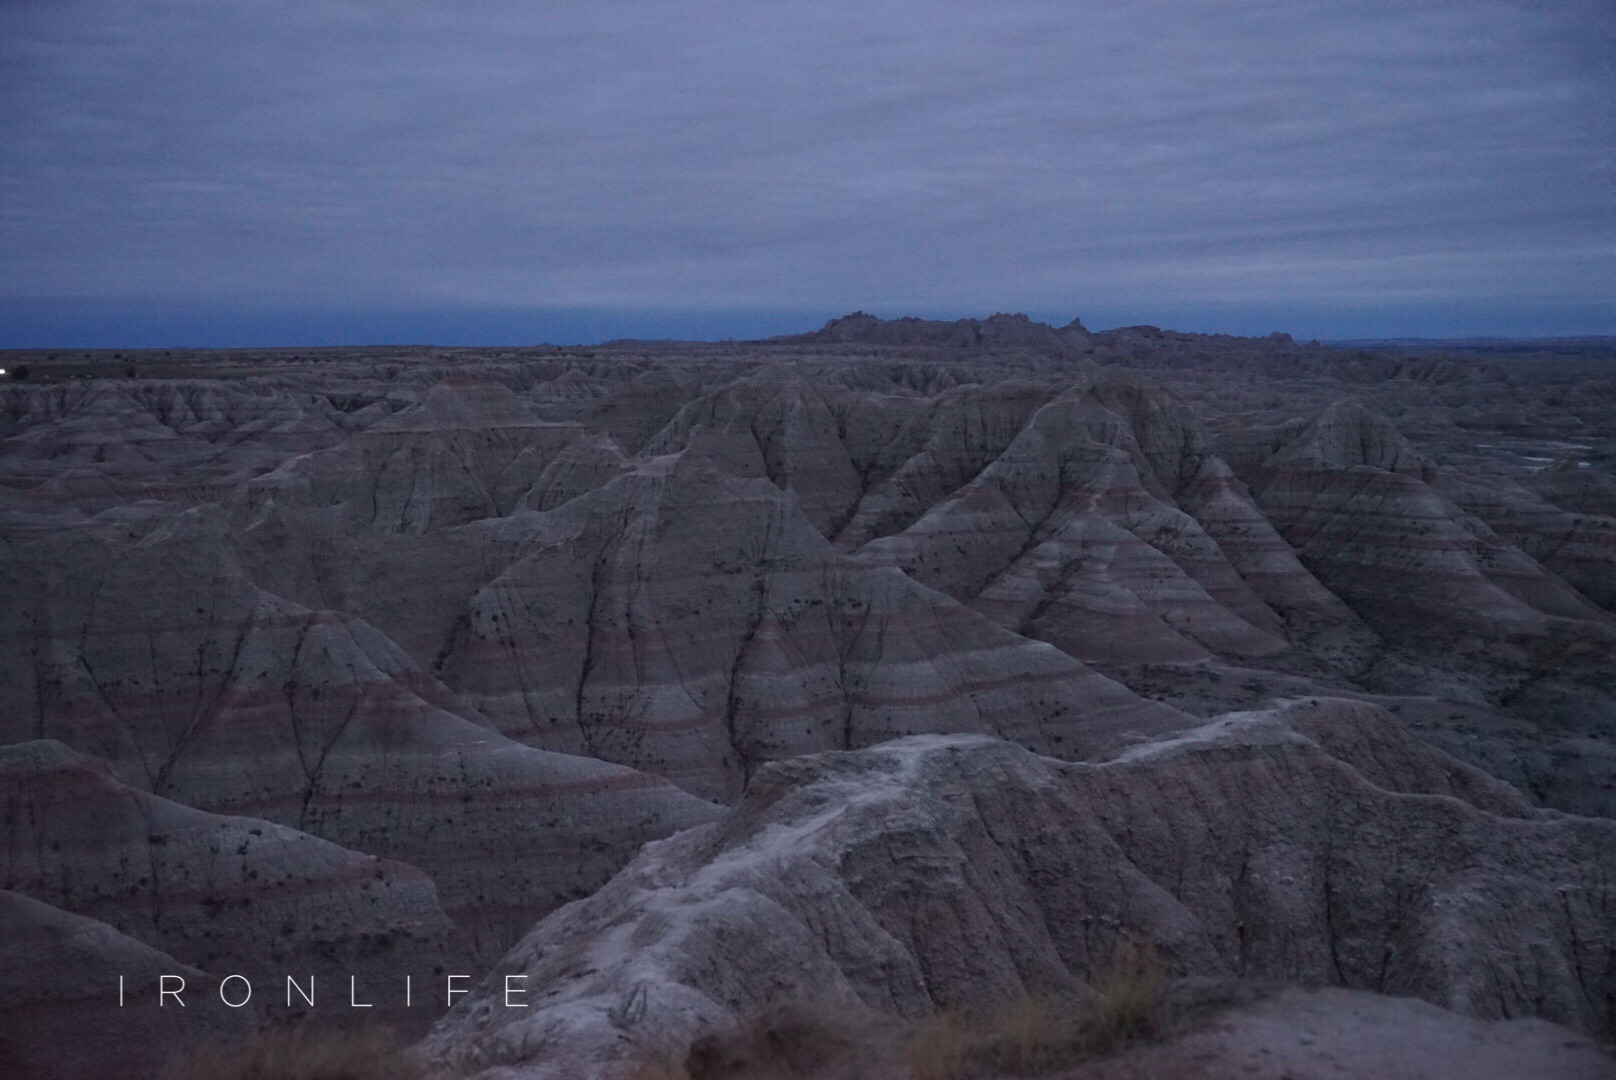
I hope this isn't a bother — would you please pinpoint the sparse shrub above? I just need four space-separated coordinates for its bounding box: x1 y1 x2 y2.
1084 936 1163 1051
163 1025 435 1080
628 940 1166 1080
965 994 1085 1075
908 937 1165 1078
976 995 1079 1073
684 1001 906 1080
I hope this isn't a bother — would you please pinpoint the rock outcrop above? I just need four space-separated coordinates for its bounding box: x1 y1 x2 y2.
422 699 1616 1078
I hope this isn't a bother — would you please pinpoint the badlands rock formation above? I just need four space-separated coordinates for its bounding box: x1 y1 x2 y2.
422 700 1616 1078
0 739 451 1000
0 505 720 960
0 889 253 1080
0 316 1612 1076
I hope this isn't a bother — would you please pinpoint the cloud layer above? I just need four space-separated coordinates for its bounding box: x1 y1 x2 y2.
2 0 1611 340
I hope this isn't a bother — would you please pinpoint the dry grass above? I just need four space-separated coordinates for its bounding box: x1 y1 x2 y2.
912 937 1165 1079
622 940 1166 1080
1084 936 1163 1053
622 1055 691 1080
994 996 1083 1073
910 1009 978 1080
683 1000 909 1080
164 1025 437 1080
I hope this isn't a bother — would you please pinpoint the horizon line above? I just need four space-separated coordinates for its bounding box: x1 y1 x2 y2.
3 303 1614 351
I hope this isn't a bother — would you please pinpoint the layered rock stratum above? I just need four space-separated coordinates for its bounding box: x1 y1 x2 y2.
1 316 1612 1076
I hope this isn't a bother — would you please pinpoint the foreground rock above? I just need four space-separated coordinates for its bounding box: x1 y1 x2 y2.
423 699 1615 1078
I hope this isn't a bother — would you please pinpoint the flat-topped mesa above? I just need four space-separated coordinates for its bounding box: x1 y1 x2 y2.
421 698 1616 1080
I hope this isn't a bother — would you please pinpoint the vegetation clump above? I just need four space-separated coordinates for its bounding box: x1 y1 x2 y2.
913 937 1165 1078
628 938 1166 1080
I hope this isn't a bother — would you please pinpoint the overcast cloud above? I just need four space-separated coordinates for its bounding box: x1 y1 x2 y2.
1 0 1611 343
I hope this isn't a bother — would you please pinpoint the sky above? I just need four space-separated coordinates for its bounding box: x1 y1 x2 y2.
1 0 1612 346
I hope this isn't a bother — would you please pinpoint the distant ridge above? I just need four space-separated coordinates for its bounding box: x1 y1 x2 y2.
777 310 1093 353
761 311 1323 358
1329 336 1616 352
